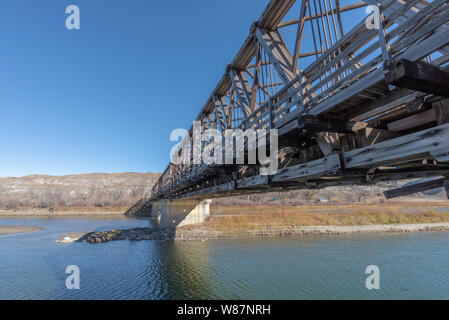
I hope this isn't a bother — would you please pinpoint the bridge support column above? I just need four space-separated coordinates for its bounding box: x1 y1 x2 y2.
151 199 212 229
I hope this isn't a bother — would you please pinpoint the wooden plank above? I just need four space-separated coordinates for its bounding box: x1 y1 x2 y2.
386 59 449 97
182 181 237 198
399 29 449 62
384 178 445 199
344 123 449 169
279 115 368 136
298 115 368 134
237 175 270 189
316 133 340 156
272 153 341 182
387 109 436 132
258 0 296 29
357 127 400 146
350 89 417 121
278 119 300 136
444 179 449 200
308 69 385 116
433 99 449 125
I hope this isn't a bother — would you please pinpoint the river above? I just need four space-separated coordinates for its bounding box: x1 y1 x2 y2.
0 216 448 299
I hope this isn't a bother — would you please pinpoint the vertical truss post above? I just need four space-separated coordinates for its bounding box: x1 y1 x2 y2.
269 98 274 129
212 95 228 131
250 45 262 112
378 3 394 91
292 0 309 75
229 68 253 118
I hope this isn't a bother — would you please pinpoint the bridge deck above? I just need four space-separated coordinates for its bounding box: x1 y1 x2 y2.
151 0 449 201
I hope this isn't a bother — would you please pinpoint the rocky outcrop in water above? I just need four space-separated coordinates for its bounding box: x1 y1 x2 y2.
77 228 174 244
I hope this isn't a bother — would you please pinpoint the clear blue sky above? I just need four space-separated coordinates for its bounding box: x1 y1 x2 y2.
0 0 270 177
0 0 366 177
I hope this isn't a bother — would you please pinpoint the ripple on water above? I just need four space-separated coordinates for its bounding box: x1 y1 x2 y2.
1 218 449 299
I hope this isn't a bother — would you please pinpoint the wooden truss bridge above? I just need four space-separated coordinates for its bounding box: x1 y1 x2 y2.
151 0 449 203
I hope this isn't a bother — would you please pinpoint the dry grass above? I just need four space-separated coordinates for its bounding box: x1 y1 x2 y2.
205 204 449 231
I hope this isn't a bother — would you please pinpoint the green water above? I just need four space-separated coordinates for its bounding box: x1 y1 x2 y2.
0 216 449 299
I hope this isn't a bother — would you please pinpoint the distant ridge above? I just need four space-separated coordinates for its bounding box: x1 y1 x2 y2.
0 172 161 210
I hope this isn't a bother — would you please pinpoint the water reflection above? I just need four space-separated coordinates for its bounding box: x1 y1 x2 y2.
1 217 449 299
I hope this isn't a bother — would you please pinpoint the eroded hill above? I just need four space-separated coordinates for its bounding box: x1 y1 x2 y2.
0 172 161 210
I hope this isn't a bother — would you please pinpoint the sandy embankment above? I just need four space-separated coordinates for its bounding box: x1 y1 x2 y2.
0 225 42 235
0 208 127 216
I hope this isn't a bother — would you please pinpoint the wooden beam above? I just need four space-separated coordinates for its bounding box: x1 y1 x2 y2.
292 0 308 75
299 115 368 134
277 2 367 28
309 69 385 116
387 109 436 132
272 154 341 182
384 178 446 199
444 179 449 199
386 59 449 97
229 69 253 117
316 132 340 156
250 45 262 112
255 27 297 84
344 123 449 169
212 95 228 130
432 99 449 125
350 89 418 122
237 175 270 189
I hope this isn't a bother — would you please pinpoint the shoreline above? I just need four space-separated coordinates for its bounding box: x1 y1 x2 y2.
175 222 449 241
0 225 43 235
0 209 127 217
63 222 449 244
2 202 449 217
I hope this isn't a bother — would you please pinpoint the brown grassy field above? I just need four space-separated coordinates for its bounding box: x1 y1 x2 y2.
205 203 449 231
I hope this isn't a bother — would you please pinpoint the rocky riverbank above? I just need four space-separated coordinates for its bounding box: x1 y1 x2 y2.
74 228 174 243
58 222 449 244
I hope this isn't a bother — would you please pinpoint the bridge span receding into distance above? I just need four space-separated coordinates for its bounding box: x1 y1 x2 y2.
147 0 449 228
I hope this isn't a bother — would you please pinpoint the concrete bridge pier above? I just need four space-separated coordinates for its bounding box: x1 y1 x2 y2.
151 199 212 229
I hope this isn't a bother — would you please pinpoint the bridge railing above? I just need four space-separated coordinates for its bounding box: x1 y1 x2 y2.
242 0 449 131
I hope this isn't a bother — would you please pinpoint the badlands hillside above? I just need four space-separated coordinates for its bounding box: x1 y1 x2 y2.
0 172 161 210
0 172 447 214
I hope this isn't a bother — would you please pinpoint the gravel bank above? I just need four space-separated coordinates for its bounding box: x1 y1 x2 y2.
62 222 449 244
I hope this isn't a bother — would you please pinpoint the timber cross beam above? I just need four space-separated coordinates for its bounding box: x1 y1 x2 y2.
384 177 449 200
386 59 449 98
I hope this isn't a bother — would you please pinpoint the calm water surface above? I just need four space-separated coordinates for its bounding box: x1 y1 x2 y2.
1 216 449 299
